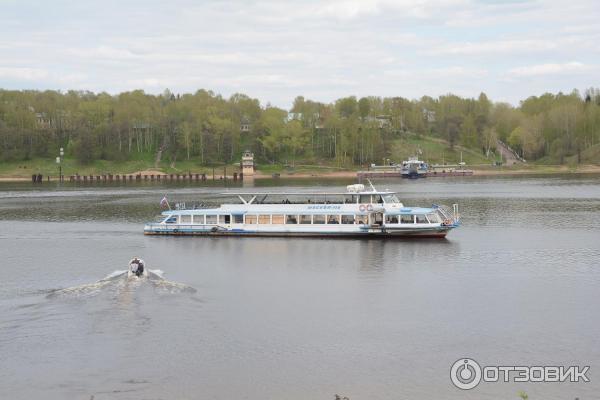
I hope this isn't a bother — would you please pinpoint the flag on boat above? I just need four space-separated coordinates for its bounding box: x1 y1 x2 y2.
160 195 170 209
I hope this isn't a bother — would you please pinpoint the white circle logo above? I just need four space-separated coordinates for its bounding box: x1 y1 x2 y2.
450 358 482 390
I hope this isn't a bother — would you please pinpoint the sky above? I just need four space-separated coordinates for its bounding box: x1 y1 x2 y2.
0 0 599 108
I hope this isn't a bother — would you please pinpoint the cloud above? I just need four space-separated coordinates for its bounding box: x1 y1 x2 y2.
0 67 48 81
66 46 140 61
422 39 557 56
507 62 592 77
425 66 488 78
58 73 88 85
126 78 170 88
311 0 385 19
0 0 599 107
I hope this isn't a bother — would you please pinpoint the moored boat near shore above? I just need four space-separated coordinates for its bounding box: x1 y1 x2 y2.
401 156 429 178
144 183 460 238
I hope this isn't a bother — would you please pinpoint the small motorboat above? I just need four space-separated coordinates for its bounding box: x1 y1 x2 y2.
128 257 148 278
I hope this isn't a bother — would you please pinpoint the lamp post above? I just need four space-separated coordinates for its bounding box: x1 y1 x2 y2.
56 147 64 182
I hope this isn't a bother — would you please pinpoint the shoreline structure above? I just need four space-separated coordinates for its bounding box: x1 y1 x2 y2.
1 164 600 182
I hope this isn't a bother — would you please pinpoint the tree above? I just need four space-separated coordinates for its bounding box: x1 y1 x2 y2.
286 120 310 166
73 126 95 164
358 97 371 120
336 97 357 118
1 88 599 166
460 114 478 148
257 107 286 162
508 126 524 155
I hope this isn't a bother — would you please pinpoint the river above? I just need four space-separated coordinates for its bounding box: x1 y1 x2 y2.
1 175 599 399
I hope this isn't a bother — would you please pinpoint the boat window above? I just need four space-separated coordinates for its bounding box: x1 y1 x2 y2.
258 215 271 224
219 215 231 224
286 215 298 224
373 213 383 224
359 195 370 203
385 214 399 224
206 215 217 224
299 215 312 224
400 214 414 224
356 215 368 224
416 214 428 224
193 215 205 224
245 215 257 224
341 215 354 224
165 216 177 224
382 194 400 204
373 195 383 204
427 213 441 223
233 214 244 224
343 195 355 204
180 215 192 224
327 215 340 224
272 214 285 224
313 214 326 224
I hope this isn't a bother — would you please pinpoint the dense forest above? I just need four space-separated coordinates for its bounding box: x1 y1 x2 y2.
1 88 600 167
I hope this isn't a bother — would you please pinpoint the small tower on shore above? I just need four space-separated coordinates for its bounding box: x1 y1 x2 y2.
241 150 255 176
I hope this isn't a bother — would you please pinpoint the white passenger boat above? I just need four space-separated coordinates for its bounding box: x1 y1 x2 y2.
144 183 459 238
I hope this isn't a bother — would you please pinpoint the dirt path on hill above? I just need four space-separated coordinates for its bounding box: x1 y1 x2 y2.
496 140 523 165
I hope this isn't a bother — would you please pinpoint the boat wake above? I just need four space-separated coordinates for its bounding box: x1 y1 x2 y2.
48 269 196 298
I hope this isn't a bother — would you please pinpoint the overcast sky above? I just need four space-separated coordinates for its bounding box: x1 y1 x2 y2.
1 0 598 108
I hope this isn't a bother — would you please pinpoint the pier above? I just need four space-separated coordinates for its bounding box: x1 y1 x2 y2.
357 168 473 179
58 172 242 183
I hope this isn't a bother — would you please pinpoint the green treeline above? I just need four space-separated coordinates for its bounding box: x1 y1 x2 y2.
1 88 600 166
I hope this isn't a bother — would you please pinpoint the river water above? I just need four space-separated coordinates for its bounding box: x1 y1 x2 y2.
0 176 599 400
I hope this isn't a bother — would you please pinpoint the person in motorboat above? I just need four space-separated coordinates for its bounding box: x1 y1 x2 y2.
129 257 146 278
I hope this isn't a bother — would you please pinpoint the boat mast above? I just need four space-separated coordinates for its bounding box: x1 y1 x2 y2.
366 178 376 192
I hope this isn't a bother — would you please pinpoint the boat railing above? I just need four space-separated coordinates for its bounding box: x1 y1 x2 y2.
145 223 191 231
434 204 460 226
453 204 460 221
145 223 228 231
173 202 219 210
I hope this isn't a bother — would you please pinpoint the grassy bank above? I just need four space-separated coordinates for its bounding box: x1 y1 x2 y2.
0 156 356 180
390 133 492 165
2 158 600 182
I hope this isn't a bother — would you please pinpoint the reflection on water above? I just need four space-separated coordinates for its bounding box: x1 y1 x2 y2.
0 175 599 400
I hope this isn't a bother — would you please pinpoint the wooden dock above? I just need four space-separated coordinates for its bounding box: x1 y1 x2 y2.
426 169 473 177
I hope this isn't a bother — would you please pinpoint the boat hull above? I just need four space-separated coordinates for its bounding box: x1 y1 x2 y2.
143 225 453 238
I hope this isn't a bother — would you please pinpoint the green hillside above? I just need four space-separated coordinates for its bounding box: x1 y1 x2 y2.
389 133 492 165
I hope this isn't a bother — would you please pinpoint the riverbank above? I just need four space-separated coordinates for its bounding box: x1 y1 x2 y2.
256 164 600 178
471 164 600 176
2 164 600 182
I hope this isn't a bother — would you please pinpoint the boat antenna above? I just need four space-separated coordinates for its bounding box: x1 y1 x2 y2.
366 178 376 192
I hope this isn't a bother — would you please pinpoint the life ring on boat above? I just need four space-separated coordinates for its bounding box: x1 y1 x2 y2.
359 204 374 213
